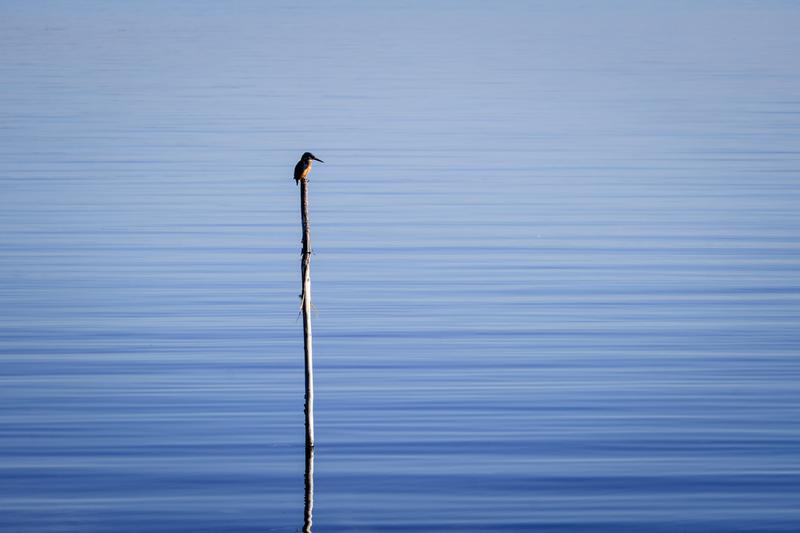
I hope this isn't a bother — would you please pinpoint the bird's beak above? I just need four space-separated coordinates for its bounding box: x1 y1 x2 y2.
313 156 324 163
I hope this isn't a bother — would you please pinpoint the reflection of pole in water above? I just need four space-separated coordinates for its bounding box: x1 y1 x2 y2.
303 444 314 533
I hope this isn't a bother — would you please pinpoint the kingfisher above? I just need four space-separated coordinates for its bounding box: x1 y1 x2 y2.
294 152 324 185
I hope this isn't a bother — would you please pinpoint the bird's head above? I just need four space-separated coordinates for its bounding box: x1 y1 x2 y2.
302 152 324 163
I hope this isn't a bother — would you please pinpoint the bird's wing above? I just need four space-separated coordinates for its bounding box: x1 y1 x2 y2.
294 160 305 182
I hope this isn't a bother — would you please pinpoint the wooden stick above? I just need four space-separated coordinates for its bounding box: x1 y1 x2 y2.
303 444 314 532
300 177 315 449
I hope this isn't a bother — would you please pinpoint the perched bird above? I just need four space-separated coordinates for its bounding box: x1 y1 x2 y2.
294 152 324 185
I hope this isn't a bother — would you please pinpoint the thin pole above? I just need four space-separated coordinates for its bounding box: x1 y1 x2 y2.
303 445 314 532
300 177 315 449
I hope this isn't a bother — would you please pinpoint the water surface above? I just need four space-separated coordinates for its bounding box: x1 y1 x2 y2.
1 1 799 531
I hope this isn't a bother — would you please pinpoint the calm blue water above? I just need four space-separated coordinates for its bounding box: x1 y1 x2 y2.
1 1 799 531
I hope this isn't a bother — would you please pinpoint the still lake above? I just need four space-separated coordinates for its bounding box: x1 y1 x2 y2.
1 2 799 531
